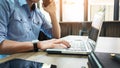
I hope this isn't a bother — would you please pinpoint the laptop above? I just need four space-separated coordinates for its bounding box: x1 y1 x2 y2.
46 10 104 55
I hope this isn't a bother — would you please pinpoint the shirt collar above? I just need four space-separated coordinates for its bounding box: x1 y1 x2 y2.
18 0 27 6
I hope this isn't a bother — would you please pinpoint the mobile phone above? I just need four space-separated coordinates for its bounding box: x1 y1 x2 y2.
0 59 57 68
43 0 51 7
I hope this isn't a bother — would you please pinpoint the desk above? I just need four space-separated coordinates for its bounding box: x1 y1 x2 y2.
95 36 120 53
0 35 120 68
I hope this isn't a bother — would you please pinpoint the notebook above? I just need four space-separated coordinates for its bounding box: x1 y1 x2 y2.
46 10 104 55
88 52 120 68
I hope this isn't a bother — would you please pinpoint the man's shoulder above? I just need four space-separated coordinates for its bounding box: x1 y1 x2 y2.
0 0 15 12
0 0 14 3
0 0 15 6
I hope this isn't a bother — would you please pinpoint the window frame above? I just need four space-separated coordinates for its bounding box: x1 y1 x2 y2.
38 0 119 22
59 0 88 22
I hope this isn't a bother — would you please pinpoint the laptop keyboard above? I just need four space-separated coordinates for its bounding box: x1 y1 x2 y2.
67 41 87 51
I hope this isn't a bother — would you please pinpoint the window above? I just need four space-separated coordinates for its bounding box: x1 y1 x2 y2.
62 0 84 22
88 0 114 21
38 0 116 22
38 0 84 22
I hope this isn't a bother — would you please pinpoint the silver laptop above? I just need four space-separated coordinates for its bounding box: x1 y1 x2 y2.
46 11 104 55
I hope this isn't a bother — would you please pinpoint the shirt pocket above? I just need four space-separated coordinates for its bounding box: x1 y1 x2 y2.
9 15 27 36
32 20 42 35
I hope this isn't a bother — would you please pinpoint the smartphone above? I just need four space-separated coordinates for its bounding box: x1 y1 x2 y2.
0 59 57 68
43 0 51 7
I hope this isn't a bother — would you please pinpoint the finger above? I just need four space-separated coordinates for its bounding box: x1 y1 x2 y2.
59 44 68 49
54 39 71 48
61 40 70 48
53 44 67 49
48 1 56 8
43 0 55 8
42 2 56 12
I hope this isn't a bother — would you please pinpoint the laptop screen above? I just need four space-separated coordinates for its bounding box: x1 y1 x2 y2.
87 11 104 50
88 27 99 42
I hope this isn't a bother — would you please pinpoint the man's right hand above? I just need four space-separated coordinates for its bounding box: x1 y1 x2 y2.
37 39 71 50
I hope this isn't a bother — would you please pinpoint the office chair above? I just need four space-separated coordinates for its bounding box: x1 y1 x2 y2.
79 22 89 36
38 31 51 41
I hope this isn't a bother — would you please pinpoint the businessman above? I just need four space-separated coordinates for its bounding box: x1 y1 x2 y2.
0 0 70 58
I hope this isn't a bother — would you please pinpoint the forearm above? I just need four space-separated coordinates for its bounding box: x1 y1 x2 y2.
0 40 33 54
49 12 61 39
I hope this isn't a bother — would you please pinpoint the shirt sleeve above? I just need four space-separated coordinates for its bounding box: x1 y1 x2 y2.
0 1 10 43
38 10 53 38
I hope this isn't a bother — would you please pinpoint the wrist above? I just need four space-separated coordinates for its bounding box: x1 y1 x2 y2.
32 40 39 52
49 11 56 16
37 41 44 50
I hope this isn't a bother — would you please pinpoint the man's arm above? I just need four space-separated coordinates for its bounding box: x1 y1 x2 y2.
0 39 70 54
49 11 61 39
43 0 61 39
0 40 33 54
0 1 31 54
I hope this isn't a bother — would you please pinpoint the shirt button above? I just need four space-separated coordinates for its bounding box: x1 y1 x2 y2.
37 22 39 25
28 16 31 19
30 28 32 31
20 19 22 21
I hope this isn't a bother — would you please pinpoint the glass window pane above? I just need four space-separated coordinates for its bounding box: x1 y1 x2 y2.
62 0 84 22
88 0 114 21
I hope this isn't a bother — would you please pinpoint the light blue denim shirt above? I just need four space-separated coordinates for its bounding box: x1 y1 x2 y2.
0 0 52 59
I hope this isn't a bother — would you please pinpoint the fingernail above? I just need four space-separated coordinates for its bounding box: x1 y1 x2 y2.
68 45 71 48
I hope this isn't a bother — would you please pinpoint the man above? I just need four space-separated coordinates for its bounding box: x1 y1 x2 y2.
0 0 70 58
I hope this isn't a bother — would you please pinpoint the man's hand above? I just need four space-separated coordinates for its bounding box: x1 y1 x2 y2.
42 0 61 39
37 39 71 50
42 0 56 14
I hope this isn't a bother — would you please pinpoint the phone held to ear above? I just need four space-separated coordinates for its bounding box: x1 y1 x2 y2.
43 0 51 7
